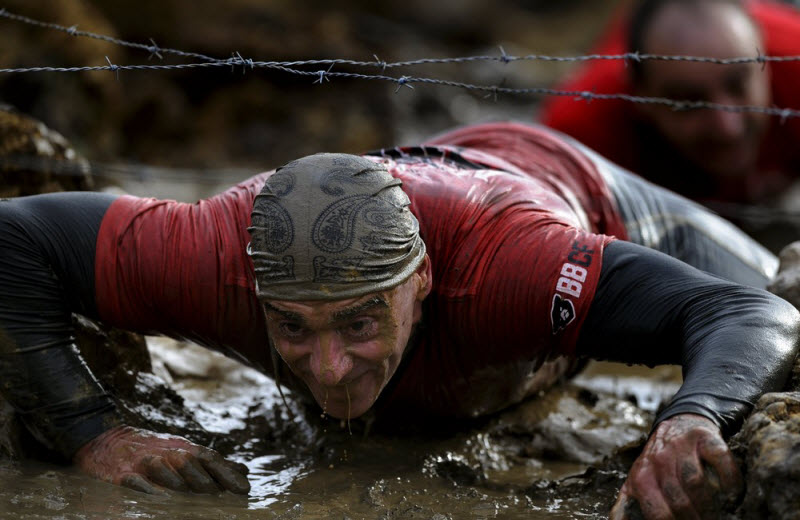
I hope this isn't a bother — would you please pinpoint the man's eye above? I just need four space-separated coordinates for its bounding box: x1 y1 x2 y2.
344 319 377 338
279 323 305 337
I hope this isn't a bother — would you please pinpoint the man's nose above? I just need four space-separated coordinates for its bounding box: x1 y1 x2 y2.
708 104 746 139
309 332 352 386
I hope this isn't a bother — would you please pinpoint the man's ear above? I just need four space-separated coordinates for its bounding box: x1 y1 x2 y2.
415 254 433 301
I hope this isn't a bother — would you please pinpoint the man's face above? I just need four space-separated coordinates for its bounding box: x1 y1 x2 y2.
633 3 770 179
263 258 431 420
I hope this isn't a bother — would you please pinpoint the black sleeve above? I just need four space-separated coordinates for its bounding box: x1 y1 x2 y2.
0 192 122 458
577 240 800 437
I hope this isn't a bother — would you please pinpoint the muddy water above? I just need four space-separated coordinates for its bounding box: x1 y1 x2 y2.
0 340 681 519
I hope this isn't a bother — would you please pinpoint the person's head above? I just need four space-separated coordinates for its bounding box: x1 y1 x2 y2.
247 153 432 420
627 0 770 179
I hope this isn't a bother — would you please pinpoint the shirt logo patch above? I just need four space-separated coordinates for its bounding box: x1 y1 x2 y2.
551 293 576 334
551 240 594 335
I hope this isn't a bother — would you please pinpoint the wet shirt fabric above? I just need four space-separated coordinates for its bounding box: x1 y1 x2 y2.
94 127 617 420
538 0 800 203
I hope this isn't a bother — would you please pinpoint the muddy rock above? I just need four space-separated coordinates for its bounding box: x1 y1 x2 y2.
489 386 650 466
0 104 93 196
732 392 800 519
767 240 800 389
768 240 800 310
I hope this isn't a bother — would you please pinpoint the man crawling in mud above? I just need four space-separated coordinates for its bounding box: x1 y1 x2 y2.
0 121 797 519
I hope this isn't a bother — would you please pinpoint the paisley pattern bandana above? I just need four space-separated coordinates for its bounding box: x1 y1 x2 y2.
248 153 426 301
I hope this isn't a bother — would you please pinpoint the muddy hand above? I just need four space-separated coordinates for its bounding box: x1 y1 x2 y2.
609 413 742 520
74 425 250 495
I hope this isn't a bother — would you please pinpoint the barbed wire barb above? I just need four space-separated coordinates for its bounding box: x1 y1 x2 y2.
313 63 334 84
498 46 512 65
104 56 120 80
756 48 767 71
484 77 507 102
780 108 793 125
574 90 594 105
394 76 414 93
372 54 388 72
623 51 641 68
147 38 163 60
231 52 254 74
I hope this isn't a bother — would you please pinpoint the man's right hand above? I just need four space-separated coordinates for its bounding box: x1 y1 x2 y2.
609 414 742 519
73 425 251 495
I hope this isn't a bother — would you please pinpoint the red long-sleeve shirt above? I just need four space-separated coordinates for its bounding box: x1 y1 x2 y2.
95 122 623 418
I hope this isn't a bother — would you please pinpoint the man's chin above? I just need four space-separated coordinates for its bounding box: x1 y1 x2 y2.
693 144 757 179
317 398 373 420
309 383 380 419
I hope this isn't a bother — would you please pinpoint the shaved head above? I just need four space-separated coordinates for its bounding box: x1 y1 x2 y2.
628 0 757 82
626 0 770 180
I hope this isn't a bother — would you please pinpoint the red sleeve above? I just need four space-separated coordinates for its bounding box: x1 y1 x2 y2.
95 173 272 364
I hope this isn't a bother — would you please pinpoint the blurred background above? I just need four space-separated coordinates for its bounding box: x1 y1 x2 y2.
0 0 626 200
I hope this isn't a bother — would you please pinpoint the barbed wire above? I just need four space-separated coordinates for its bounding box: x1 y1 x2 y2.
2 55 800 119
0 7 218 62
4 7 800 68
4 8 800 228
3 7 800 118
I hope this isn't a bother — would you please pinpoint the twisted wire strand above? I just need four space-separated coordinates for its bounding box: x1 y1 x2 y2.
3 7 800 68
1 58 798 119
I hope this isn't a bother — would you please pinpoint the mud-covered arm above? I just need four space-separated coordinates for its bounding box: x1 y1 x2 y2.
0 194 121 458
576 240 800 437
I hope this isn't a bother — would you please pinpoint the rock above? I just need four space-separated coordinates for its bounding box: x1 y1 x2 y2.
490 385 650 466
423 453 486 486
732 392 800 519
767 240 800 390
0 104 93 196
767 241 800 310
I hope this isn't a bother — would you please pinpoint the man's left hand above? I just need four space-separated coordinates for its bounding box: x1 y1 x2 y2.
610 413 743 519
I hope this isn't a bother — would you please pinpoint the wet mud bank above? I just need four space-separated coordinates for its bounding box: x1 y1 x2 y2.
5 328 800 519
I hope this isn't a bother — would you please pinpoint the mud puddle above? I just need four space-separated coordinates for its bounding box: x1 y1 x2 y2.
0 340 682 519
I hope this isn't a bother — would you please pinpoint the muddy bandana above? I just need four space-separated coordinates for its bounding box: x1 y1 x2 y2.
248 153 426 301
